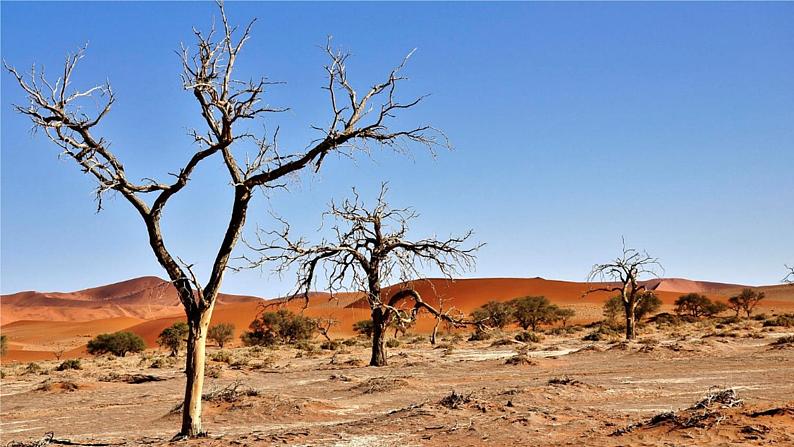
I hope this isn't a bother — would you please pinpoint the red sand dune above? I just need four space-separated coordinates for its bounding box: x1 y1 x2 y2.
2 276 793 361
0 276 260 325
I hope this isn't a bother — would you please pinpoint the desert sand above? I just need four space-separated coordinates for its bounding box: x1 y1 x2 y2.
1 318 793 446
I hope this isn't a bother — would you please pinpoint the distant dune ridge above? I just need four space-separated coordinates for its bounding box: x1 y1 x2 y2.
1 275 792 361
0 276 260 325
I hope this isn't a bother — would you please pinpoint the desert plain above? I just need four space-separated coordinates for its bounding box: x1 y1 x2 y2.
1 276 793 446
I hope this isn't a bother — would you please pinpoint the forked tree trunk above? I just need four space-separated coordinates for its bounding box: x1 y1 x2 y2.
624 304 636 340
180 301 215 437
370 308 388 367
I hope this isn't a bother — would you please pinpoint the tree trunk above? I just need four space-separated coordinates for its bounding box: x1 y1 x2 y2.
624 305 636 340
430 320 440 345
179 304 215 437
370 308 388 367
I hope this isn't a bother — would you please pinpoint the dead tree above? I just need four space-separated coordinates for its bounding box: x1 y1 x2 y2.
316 317 338 342
785 265 794 284
5 3 442 437
244 185 481 366
585 241 662 340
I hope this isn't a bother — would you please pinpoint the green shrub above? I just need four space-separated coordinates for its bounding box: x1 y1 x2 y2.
55 359 81 371
157 322 189 357
510 296 560 331
471 301 514 329
241 309 316 346
149 357 171 369
210 350 234 364
208 322 235 348
320 340 340 350
763 314 794 328
468 330 492 342
515 331 542 343
24 362 43 375
352 320 374 338
87 331 146 357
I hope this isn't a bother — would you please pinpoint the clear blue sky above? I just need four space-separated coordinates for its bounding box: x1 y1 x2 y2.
2 2 793 297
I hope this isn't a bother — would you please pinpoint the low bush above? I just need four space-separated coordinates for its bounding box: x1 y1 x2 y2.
24 362 43 375
352 320 374 338
763 314 794 328
515 331 542 343
241 309 316 347
385 339 400 348
210 350 234 364
55 359 81 371
320 340 340 350
468 330 492 342
87 331 146 357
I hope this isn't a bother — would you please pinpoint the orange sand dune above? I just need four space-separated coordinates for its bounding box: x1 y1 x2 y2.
3 276 793 362
0 276 261 325
643 278 746 295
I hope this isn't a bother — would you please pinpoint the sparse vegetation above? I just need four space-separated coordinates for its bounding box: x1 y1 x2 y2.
86 331 146 357
0 334 7 356
515 331 542 343
352 320 375 338
241 309 316 347
586 243 662 339
157 322 189 357
675 293 728 318
55 359 81 371
510 296 561 331
208 322 235 348
728 288 765 319
471 301 514 329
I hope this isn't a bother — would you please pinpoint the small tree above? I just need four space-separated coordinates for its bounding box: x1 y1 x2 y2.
510 296 560 331
158 322 189 357
704 300 728 317
87 332 146 357
675 293 713 318
603 296 623 324
471 301 514 330
0 334 7 356
585 242 662 340
207 323 235 348
556 307 576 327
241 308 316 346
784 265 794 284
634 292 662 320
728 288 765 319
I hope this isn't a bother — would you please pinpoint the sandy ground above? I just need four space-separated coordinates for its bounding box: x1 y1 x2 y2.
1 319 793 446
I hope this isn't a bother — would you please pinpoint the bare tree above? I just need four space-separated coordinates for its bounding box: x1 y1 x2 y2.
585 241 662 340
316 317 339 343
244 185 481 366
5 3 442 438
784 265 794 284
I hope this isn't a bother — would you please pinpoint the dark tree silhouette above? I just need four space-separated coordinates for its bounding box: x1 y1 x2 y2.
785 265 794 284
244 185 481 366
5 3 442 437
585 242 662 340
727 288 765 319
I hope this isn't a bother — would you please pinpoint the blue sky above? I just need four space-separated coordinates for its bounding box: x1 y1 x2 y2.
2 2 793 297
